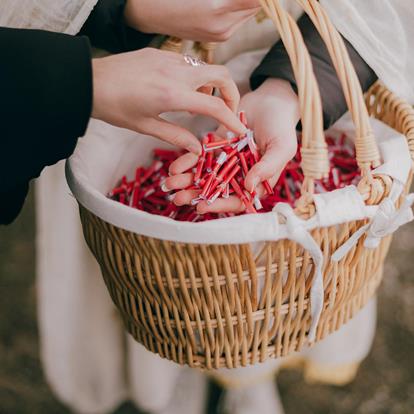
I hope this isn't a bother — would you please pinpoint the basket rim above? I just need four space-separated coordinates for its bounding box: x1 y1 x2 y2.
66 112 412 245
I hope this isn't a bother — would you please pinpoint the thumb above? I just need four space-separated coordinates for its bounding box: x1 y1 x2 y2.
244 132 297 192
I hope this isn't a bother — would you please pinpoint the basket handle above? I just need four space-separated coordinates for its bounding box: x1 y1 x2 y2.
163 5 332 193
259 0 384 199
294 0 381 176
260 0 329 193
161 0 383 196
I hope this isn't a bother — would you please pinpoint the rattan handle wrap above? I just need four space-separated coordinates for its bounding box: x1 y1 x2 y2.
294 0 381 174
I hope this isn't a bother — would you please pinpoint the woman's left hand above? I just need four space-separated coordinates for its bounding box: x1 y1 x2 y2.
164 79 300 213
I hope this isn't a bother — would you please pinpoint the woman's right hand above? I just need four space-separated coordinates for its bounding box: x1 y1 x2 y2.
91 48 246 154
124 0 261 42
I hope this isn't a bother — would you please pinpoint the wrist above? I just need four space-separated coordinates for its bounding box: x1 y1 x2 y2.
91 57 106 120
257 78 300 123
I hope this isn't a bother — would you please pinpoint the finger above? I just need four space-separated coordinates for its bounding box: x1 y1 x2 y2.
163 173 194 192
178 92 245 135
196 65 240 112
169 153 199 175
211 82 240 113
244 133 297 192
188 86 214 116
173 189 200 206
197 195 245 214
140 118 202 155
215 125 229 139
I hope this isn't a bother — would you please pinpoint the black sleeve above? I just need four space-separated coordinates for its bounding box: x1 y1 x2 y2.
0 27 93 225
250 14 378 129
79 0 155 53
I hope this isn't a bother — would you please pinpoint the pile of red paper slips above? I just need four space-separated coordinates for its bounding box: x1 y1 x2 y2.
109 115 359 222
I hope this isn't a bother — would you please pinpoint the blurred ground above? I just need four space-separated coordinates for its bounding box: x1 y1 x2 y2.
0 187 413 414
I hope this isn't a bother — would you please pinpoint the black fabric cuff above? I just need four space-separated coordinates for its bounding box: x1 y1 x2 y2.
79 0 155 53
0 28 92 194
250 14 378 130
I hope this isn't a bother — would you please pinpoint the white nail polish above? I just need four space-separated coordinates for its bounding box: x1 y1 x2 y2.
161 183 170 192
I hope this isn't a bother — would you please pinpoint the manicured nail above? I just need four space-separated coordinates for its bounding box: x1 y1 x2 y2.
167 193 176 201
161 183 170 192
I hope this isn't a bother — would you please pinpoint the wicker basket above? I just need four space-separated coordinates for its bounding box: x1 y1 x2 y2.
75 0 414 369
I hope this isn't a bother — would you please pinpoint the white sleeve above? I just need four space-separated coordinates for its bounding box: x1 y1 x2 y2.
321 0 414 103
0 0 99 35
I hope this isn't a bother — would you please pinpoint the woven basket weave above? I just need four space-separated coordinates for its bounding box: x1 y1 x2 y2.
77 0 414 369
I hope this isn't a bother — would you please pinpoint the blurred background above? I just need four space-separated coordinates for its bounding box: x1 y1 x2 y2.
1 187 413 414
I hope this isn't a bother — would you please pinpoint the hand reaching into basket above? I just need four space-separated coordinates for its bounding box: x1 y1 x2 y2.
92 48 246 155
164 79 300 213
125 0 261 42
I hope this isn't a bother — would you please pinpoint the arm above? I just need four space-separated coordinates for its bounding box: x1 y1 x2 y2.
0 27 92 224
0 0 262 52
250 13 377 129
0 28 245 225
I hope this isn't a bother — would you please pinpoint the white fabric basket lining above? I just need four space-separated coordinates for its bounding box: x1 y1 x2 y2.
66 114 411 245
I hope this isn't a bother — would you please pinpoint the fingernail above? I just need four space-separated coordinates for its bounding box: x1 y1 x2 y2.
167 193 176 201
161 183 170 192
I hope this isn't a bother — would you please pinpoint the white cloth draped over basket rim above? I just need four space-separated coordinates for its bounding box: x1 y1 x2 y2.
66 110 413 343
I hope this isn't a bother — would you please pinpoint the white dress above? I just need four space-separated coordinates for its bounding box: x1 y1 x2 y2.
2 1 413 412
